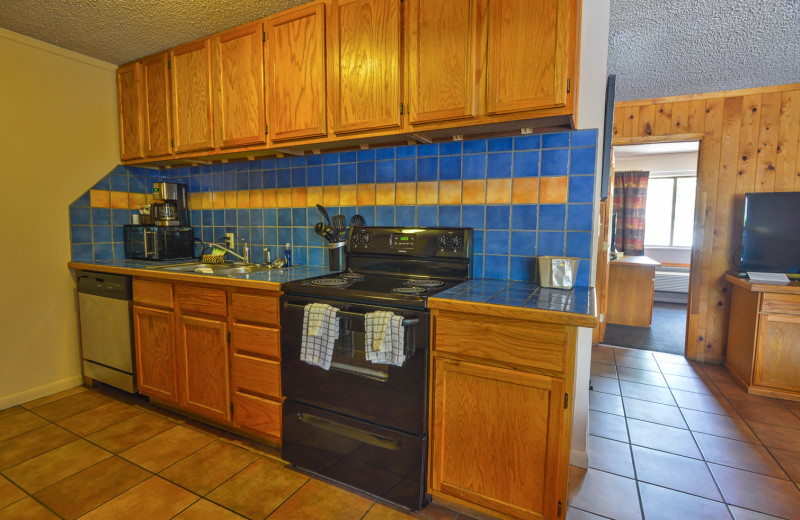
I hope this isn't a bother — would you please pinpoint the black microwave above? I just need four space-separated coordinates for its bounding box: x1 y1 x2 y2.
124 226 195 260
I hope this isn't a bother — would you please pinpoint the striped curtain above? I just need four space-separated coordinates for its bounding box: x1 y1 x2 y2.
613 170 649 256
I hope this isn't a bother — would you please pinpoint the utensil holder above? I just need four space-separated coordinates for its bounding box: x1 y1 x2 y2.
328 241 346 271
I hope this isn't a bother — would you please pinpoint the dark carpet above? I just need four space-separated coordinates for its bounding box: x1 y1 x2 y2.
601 302 687 355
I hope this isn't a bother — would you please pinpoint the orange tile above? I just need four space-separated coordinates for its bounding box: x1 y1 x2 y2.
292 187 307 207
462 180 486 204
417 182 438 205
439 181 462 205
201 192 213 210
236 191 250 209
395 183 416 205
110 191 130 209
262 189 277 208
249 189 263 209
306 186 323 207
357 184 376 206
376 184 396 206
276 188 292 208
539 176 568 203
78 476 197 520
512 178 540 204
212 192 225 209
225 191 237 209
90 190 110 208
3 439 111 493
486 179 511 204
185 192 199 210
323 186 340 206
340 185 357 206
128 193 146 209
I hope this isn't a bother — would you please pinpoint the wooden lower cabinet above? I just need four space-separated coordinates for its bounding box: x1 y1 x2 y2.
179 315 231 422
754 313 800 393
133 305 178 403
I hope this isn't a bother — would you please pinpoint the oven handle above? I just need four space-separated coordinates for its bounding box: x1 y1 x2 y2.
296 412 401 451
282 302 420 327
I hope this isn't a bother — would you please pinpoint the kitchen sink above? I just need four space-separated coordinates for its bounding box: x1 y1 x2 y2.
155 262 274 275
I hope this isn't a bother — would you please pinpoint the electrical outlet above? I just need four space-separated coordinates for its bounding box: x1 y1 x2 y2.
224 233 234 249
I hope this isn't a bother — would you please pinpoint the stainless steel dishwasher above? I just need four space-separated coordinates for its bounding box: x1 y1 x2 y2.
77 271 136 393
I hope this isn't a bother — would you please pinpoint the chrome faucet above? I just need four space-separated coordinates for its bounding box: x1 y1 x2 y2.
207 241 249 263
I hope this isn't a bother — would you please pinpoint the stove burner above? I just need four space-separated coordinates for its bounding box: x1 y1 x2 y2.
309 278 350 287
405 279 445 288
392 286 427 295
339 272 366 281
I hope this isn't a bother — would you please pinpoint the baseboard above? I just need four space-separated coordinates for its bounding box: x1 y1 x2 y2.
570 448 589 468
0 375 84 409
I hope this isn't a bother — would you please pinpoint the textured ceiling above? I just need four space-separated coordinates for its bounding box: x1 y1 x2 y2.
0 0 311 65
608 0 800 102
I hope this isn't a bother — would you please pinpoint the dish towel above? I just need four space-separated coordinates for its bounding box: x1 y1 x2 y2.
365 311 406 366
301 303 339 370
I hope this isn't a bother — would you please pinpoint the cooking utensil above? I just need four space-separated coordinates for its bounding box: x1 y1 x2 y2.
316 204 332 225
322 225 338 242
350 214 365 227
314 222 326 237
332 214 347 236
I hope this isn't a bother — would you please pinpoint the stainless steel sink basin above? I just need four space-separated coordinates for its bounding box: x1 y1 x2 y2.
155 262 273 275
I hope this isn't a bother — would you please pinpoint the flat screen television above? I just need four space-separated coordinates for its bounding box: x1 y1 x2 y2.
741 192 800 277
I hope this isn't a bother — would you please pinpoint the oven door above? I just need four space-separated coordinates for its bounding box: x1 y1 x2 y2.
280 294 429 435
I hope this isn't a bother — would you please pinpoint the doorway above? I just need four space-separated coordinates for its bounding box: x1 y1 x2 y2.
601 141 700 355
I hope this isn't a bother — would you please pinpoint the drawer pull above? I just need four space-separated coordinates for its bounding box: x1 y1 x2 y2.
297 412 401 451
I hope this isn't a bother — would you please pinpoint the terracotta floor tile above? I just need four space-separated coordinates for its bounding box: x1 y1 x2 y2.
589 375 620 395
85 411 174 453
622 398 687 429
589 391 624 416
631 445 721 500
671 389 738 417
418 501 458 519
617 366 668 387
588 435 635 478
728 506 784 519
77 476 198 520
701 364 737 383
2 439 111 493
709 463 800 519
565 508 606 519
730 399 800 430
588 410 629 442
567 466 642 520
590 351 615 365
172 499 246 519
119 425 214 472
56 401 141 437
714 381 779 406
0 476 25 510
781 399 800 419
613 347 654 360
682 409 760 443
656 361 706 379
0 410 49 442
590 362 617 379
694 432 788 480
28 391 110 422
21 387 87 409
748 421 800 452
159 440 259 495
34 456 150 520
627 418 701 459
614 356 661 372
0 496 59 519
593 345 615 355
0 407 24 420
266 477 373 520
619 380 676 406
664 373 720 395
363 502 416 519
638 482 731 519
768 447 800 483
0 424 78 470
206 457 308 519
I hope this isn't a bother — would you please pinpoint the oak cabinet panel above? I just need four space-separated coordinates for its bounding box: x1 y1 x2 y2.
754 313 800 393
132 279 173 308
179 315 231 422
175 284 227 316
141 52 173 157
133 305 178 403
234 391 282 438
330 0 402 133
231 322 280 359
232 353 281 398
230 292 280 326
116 62 145 160
171 38 214 153
268 2 328 141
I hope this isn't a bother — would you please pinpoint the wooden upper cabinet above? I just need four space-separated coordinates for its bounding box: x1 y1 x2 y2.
141 53 173 157
215 20 267 148
406 0 479 125
171 39 214 153
116 62 145 160
485 0 571 115
267 2 328 142
330 0 402 134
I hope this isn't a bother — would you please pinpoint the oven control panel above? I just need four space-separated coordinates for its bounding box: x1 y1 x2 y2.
348 227 472 259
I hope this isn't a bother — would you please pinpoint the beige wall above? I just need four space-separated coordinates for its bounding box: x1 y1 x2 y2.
0 28 119 407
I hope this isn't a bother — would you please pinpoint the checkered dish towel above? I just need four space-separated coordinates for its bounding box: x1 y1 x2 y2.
364 311 405 366
301 303 339 370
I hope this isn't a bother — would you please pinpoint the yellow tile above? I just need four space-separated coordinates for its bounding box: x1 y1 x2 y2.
128 193 146 209
512 178 540 204
292 187 307 207
249 190 263 208
110 191 130 209
201 192 213 210
212 192 225 209
306 186 323 207
462 180 486 204
237 190 250 209
395 183 416 205
539 176 569 203
90 190 110 208
417 181 438 205
225 191 237 209
262 189 277 208
277 188 292 208
439 180 462 205
357 184 376 206
375 183 395 206
486 179 511 204
323 186 340 206
186 192 200 210
340 185 357 206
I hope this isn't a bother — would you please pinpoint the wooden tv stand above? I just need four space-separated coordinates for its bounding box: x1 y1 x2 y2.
724 274 800 402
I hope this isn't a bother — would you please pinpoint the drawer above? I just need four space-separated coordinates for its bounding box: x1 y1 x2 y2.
175 284 227 316
231 292 280 325
231 323 280 359
234 391 281 439
433 314 568 373
232 353 281 397
761 293 800 316
132 279 173 308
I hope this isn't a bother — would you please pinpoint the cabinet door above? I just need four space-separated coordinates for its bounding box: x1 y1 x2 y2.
216 20 267 148
485 0 571 115
268 2 328 141
430 357 564 520
330 0 402 133
172 39 214 153
179 315 231 422
141 53 173 157
754 313 800 393
406 0 479 125
133 306 178 403
116 62 145 160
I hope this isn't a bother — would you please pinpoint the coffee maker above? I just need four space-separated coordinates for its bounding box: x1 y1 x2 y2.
124 182 194 260
151 182 189 226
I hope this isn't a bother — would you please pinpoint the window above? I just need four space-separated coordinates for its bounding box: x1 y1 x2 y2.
644 176 696 247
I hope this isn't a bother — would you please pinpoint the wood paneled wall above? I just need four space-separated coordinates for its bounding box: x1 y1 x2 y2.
612 83 800 362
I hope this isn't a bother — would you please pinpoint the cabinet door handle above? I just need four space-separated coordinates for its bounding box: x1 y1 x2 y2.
296 412 401 451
